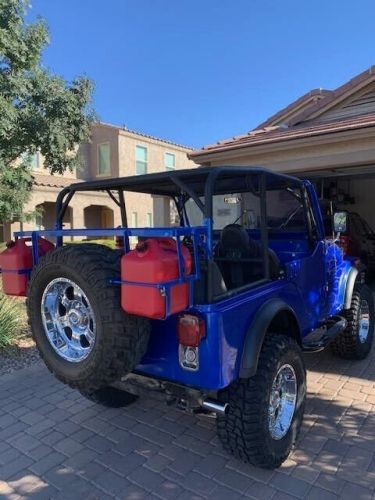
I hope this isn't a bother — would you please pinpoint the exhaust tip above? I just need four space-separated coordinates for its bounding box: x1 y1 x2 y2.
201 398 229 415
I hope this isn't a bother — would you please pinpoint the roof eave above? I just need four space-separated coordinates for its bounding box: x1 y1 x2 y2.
189 124 375 163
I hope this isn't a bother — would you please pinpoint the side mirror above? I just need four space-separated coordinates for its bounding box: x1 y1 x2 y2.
333 211 347 233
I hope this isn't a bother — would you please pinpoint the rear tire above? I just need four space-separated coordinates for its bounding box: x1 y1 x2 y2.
27 244 150 391
331 284 374 359
217 335 306 469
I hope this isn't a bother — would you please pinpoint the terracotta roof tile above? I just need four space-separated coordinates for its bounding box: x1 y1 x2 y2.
33 174 83 188
94 122 193 150
191 66 375 160
190 113 375 158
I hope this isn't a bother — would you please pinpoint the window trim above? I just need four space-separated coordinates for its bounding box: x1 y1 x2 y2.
146 212 153 227
21 151 40 169
131 211 138 228
97 142 111 177
135 145 148 175
31 152 40 170
165 152 176 171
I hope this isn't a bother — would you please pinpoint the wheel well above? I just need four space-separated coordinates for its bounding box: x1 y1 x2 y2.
267 310 301 345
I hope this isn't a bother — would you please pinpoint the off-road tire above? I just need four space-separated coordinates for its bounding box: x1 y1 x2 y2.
79 386 139 407
331 284 374 359
217 335 306 469
27 244 150 391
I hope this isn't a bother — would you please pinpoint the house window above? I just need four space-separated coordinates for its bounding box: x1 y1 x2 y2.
98 143 111 175
165 152 175 171
35 212 43 230
131 211 138 227
21 152 39 169
146 212 153 227
30 153 39 169
136 146 148 175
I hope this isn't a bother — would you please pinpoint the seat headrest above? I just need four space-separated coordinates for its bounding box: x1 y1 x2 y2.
220 224 250 258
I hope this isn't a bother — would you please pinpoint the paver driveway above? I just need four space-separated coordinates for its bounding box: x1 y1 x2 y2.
0 346 374 500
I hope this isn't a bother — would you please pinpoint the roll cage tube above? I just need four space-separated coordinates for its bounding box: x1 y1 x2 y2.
53 166 305 303
55 187 74 246
56 185 131 247
304 180 325 241
169 173 205 214
204 170 271 302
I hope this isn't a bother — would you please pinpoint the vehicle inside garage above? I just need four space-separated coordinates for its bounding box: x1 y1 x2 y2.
302 168 375 274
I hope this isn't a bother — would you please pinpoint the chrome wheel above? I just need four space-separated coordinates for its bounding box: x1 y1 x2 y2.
41 278 96 363
268 364 297 440
358 299 370 344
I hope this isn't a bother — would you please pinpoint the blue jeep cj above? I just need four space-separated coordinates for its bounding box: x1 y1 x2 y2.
1 166 374 468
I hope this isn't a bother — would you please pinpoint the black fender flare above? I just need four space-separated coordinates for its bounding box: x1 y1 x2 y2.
344 267 359 310
239 299 300 379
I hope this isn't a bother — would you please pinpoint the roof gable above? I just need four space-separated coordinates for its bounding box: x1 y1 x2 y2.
301 81 375 124
289 66 375 125
255 89 331 129
190 66 375 161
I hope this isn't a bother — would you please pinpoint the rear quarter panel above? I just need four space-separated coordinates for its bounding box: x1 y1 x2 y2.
136 278 310 391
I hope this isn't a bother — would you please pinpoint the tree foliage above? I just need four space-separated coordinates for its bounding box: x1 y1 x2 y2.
0 0 94 222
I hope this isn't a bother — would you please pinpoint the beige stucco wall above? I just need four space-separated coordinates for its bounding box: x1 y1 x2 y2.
78 123 196 228
3 123 197 242
9 185 121 241
81 125 120 180
31 152 78 180
117 129 196 227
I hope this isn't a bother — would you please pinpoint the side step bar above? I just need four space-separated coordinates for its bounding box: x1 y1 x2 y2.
302 315 347 352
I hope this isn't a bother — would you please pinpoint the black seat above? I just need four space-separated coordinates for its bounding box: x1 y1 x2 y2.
215 224 253 289
215 224 281 289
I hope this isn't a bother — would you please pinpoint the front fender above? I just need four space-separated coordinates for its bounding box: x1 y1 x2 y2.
343 266 359 310
240 298 299 378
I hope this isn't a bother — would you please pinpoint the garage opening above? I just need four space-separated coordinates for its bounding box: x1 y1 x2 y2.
300 167 375 274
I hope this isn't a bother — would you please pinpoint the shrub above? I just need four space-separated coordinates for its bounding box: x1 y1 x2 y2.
0 293 20 348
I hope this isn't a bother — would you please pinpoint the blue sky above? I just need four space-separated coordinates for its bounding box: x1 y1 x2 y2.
30 0 375 148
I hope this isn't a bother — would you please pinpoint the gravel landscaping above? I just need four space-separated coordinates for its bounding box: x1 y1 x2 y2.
0 283 40 376
0 336 40 376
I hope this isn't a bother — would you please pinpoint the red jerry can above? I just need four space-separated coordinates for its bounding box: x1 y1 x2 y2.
121 237 192 319
0 237 55 296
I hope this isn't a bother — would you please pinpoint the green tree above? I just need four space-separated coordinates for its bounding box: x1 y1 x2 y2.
0 0 94 223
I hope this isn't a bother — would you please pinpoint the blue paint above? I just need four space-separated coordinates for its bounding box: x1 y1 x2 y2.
9 177 358 392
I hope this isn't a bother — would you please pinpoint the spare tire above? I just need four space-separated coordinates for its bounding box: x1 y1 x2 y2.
27 244 150 391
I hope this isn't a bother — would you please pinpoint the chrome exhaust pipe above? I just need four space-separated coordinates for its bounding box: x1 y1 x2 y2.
201 398 229 415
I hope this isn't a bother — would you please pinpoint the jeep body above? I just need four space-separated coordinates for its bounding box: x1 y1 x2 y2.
1 166 369 468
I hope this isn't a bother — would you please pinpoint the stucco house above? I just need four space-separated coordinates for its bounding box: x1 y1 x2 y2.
0 123 195 242
190 66 375 228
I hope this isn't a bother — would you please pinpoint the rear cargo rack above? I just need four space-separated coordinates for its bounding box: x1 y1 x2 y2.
13 226 208 318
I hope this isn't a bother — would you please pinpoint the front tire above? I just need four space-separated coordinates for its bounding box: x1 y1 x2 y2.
331 284 374 359
217 335 306 469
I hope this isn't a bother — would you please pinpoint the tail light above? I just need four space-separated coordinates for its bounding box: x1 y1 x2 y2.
177 314 205 372
178 314 205 347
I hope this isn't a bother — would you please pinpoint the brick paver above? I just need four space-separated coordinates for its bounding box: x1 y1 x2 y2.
0 345 374 499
